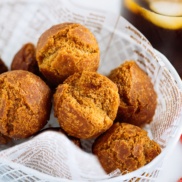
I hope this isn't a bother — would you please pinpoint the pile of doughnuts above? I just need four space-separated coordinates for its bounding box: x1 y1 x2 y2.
0 22 161 174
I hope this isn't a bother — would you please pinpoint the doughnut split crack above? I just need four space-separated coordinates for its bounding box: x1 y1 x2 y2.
92 123 161 174
54 71 120 139
0 70 52 139
36 23 100 85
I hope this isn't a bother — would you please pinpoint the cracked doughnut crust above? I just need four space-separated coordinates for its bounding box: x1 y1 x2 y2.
92 122 161 174
36 23 100 85
53 71 120 139
0 70 52 139
109 61 157 126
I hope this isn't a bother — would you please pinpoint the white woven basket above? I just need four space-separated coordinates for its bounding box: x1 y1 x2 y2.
0 0 182 181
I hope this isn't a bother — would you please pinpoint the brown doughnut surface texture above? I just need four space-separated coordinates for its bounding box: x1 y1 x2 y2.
109 61 157 126
54 71 120 139
93 122 161 174
11 43 39 75
36 23 100 85
0 58 8 74
0 70 52 139
0 133 11 145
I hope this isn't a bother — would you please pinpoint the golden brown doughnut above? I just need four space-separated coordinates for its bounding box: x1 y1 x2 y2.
36 23 100 86
109 61 157 126
11 43 39 75
92 122 161 174
0 70 52 139
53 71 120 139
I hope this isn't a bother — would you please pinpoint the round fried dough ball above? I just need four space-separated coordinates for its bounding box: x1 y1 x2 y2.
36 23 100 86
54 71 120 139
92 122 161 174
0 70 52 139
11 43 39 75
109 61 157 126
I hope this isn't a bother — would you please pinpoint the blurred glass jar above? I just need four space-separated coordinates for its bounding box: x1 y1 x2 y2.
121 0 182 78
